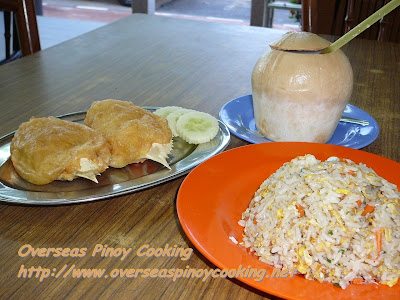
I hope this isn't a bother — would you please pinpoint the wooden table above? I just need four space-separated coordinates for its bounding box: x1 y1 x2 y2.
0 14 399 299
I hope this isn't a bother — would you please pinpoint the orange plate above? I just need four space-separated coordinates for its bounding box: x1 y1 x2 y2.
176 142 400 300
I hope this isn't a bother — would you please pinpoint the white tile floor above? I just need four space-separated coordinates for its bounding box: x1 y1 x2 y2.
36 15 105 49
0 12 105 61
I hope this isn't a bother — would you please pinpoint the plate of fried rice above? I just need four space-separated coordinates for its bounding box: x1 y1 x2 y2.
177 142 400 299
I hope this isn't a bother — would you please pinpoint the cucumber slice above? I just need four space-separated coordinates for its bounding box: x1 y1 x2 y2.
153 106 183 118
166 109 194 137
176 111 219 144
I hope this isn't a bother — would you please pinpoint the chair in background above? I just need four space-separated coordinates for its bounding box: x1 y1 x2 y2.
263 0 302 27
1 0 41 65
302 0 400 43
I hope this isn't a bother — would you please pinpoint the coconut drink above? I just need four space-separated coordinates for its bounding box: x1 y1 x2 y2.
251 32 353 143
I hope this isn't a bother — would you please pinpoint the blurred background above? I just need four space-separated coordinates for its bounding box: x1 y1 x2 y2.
1 0 301 60
40 0 301 29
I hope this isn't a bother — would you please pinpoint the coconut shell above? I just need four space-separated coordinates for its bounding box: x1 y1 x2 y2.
270 31 331 51
252 32 353 143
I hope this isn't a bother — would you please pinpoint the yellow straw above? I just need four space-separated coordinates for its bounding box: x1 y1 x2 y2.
321 0 400 54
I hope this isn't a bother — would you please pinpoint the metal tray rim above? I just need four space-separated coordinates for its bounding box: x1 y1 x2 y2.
0 108 230 205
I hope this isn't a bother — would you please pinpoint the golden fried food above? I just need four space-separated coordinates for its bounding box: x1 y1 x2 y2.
84 99 173 169
10 117 111 185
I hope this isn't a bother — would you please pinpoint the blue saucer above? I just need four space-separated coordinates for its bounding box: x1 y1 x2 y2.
219 94 379 149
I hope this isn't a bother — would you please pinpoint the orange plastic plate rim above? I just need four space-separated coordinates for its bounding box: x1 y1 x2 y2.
177 142 400 300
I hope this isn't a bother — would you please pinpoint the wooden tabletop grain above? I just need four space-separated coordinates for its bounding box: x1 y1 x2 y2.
0 13 399 300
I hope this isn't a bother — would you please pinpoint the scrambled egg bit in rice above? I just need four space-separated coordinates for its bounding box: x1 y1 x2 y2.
239 155 400 289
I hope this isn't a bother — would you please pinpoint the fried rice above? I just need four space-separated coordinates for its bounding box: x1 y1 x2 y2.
239 154 400 289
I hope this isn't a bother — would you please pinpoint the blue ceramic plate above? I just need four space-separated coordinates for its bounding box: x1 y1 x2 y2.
219 94 379 149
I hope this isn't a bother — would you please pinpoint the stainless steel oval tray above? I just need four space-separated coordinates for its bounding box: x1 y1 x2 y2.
0 108 230 205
